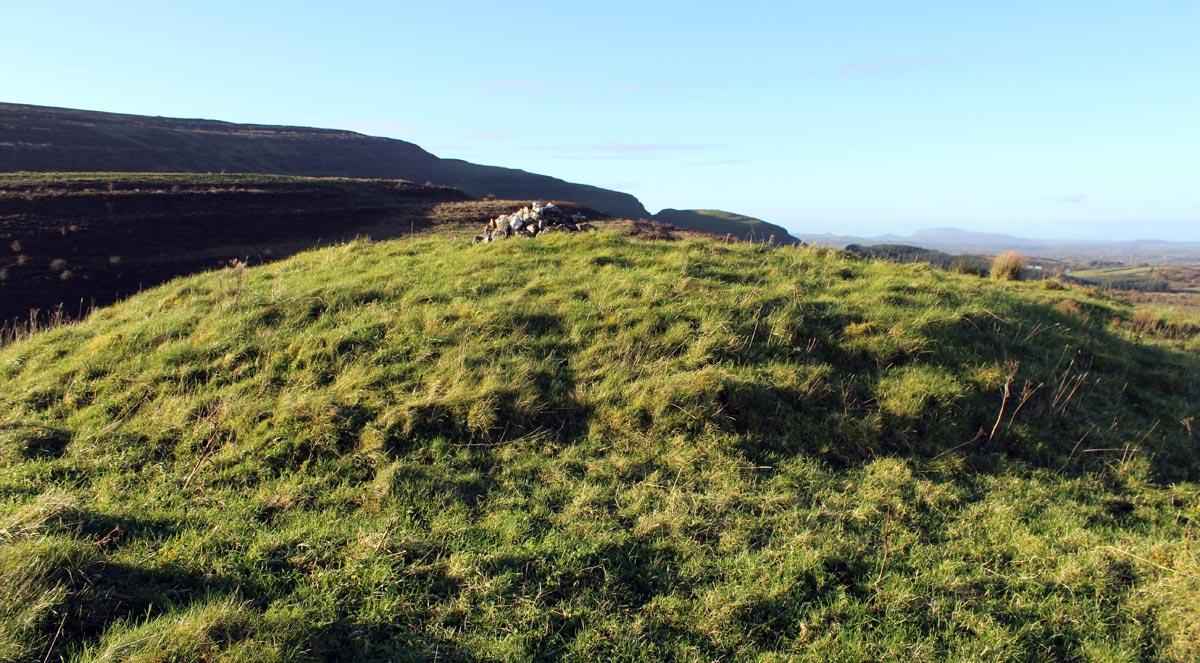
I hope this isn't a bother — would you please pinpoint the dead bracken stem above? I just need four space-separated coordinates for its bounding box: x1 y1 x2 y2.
375 516 398 554
747 304 765 349
1003 379 1044 436
990 361 1019 441
228 257 248 300
183 430 222 489
873 505 894 587
183 403 227 489
1101 546 1200 580
1050 357 1091 416
2 299 98 347
933 428 988 461
1060 423 1096 471
41 612 67 663
1122 420 1160 464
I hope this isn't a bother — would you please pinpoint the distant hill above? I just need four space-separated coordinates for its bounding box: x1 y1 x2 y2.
797 226 1200 263
651 208 800 245
0 102 649 219
907 227 1041 252
842 243 990 275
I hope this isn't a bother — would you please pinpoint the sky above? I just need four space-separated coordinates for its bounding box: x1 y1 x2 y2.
3 1 1198 241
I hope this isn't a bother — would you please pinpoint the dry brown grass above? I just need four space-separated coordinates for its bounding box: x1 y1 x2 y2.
992 251 1027 281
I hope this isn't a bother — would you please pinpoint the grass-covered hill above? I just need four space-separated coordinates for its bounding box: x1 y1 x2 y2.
0 102 648 219
2 231 1199 661
0 173 607 325
1067 265 1177 293
652 208 800 245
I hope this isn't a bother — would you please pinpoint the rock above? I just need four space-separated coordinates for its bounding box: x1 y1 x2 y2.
474 201 597 243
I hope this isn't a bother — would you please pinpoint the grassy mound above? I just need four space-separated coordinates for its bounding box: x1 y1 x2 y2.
2 232 1198 661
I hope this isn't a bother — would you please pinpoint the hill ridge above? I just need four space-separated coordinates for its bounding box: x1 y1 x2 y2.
652 207 800 245
0 101 649 218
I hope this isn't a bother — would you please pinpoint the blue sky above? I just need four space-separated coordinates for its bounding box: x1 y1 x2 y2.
3 1 1198 240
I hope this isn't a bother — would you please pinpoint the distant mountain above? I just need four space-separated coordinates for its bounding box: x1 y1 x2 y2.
795 227 1200 263
0 102 648 219
651 209 800 245
908 227 1042 251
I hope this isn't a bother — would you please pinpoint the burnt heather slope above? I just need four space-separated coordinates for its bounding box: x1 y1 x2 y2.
0 172 735 327
0 102 648 219
0 173 496 323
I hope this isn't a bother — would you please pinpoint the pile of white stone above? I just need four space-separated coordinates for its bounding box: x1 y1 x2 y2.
474 202 594 243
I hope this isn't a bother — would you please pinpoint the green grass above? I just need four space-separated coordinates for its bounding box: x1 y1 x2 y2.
1067 266 1172 293
1 232 1198 661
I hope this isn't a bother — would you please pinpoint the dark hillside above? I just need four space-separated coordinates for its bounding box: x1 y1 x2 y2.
0 102 649 218
0 173 475 323
0 173 754 327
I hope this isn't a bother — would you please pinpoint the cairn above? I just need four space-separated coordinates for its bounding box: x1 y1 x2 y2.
474 202 594 243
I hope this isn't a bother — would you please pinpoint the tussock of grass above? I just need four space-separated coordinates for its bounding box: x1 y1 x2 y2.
83 597 266 663
0 232 1198 661
992 251 1027 281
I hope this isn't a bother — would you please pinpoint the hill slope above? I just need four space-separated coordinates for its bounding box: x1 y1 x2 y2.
652 208 800 245
0 102 649 218
1 233 1198 661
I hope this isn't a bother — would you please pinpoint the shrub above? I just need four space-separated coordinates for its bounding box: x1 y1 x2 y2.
991 252 1026 281
1056 299 1083 316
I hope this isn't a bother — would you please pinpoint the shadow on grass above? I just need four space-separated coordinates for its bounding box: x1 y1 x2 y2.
705 294 1197 481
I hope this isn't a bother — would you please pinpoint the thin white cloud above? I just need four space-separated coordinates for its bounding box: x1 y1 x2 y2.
463 79 560 92
341 120 427 137
547 155 669 161
584 142 719 154
839 55 959 77
532 142 722 158
524 141 724 161
605 181 641 191
463 130 518 142
459 80 706 97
